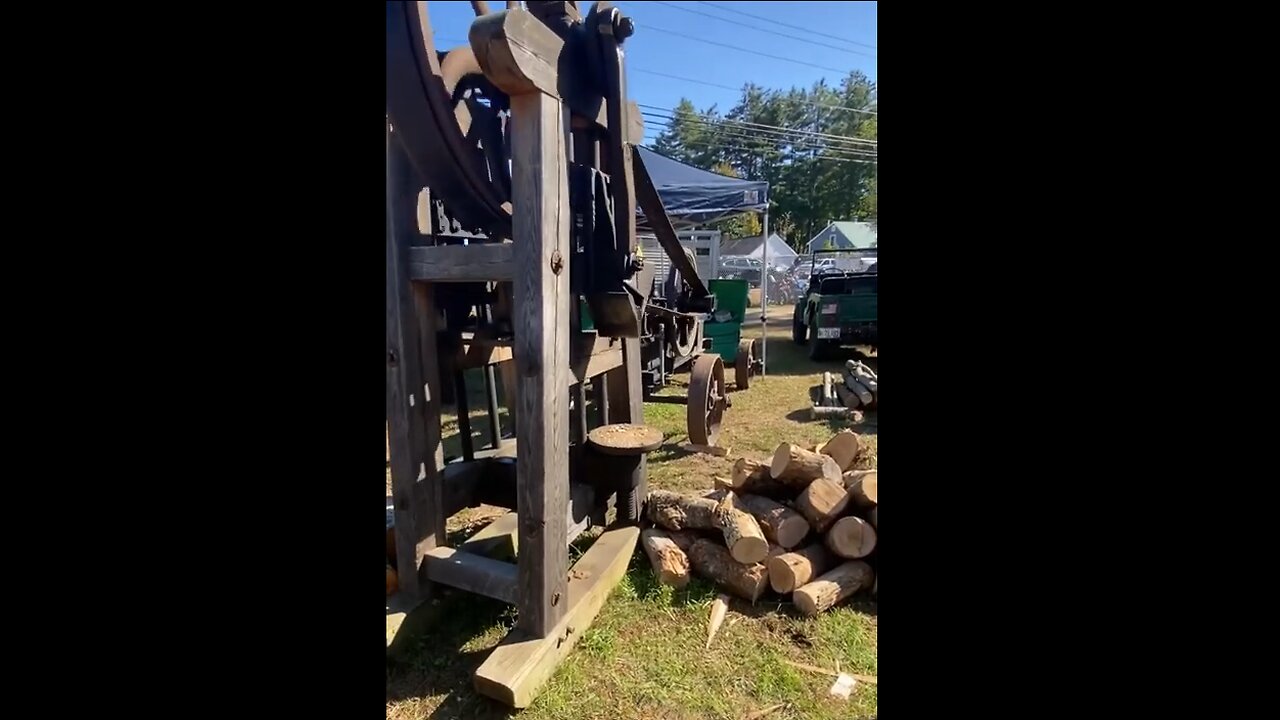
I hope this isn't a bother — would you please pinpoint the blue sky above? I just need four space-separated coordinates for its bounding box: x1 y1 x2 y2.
424 1 877 145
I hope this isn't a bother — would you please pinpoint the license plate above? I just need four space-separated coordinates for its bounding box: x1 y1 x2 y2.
817 327 840 339
821 303 838 314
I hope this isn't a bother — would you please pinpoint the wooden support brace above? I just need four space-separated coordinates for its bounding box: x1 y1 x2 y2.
424 547 519 604
508 86 572 638
474 525 639 707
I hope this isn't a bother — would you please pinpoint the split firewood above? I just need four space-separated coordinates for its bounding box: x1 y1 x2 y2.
825 516 878 559
818 430 862 471
842 470 878 508
706 594 730 649
641 528 692 587
793 560 874 616
736 493 810 549
647 490 719 531
770 442 842 486
767 543 832 594
688 539 769 602
386 565 399 597
714 491 769 564
793 476 852 533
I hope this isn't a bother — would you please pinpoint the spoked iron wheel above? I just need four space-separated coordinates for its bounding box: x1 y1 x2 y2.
687 354 726 446
386 1 519 236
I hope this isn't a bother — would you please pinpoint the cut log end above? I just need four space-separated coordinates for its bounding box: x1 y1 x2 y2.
767 543 831 594
715 491 770 565
842 470 878 507
794 561 874 616
818 430 862 471
825 516 877 559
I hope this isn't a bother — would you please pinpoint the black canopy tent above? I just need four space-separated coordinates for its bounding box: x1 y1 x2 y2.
635 146 774 376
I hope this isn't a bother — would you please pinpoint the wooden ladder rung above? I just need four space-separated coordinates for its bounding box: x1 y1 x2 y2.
423 547 518 604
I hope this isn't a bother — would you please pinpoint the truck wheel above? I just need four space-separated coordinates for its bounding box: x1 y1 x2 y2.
808 320 831 361
792 311 807 345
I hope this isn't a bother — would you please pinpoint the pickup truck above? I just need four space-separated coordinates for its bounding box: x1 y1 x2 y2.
792 267 878 360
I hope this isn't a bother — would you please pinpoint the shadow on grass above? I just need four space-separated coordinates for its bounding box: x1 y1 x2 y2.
784 395 879 437
386 591 519 720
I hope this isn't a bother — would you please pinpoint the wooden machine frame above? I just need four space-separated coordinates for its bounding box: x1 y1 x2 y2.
385 4 647 709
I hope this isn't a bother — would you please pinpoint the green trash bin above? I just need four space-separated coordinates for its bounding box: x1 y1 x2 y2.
704 279 750 362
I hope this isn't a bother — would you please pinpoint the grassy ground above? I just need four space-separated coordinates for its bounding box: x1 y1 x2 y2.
387 307 877 719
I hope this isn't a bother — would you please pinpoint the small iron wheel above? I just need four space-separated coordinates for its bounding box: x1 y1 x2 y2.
734 338 755 390
687 353 726 446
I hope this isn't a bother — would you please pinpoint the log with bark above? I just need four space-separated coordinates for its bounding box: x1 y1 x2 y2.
735 493 810 549
688 539 770 602
818 430 862 471
647 490 719 530
793 560 874 616
821 372 836 406
824 516 877 559
770 442 842 486
793 476 853 533
714 491 770 564
842 371 874 407
767 543 832 594
833 378 860 409
720 458 792 498
641 528 693 587
842 470 878 508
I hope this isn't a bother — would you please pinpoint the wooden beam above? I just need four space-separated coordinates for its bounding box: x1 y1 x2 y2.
474 525 640 708
510 89 572 639
423 547 519 604
386 127 445 603
408 243 514 282
470 9 644 144
457 482 597 560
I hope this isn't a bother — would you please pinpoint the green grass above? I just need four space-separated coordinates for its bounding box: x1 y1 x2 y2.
387 308 877 719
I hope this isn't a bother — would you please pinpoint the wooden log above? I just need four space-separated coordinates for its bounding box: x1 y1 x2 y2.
714 491 770 564
842 470 878 508
722 459 792 498
646 490 719 531
810 405 854 420
770 442 842 486
793 561 874 616
767 543 832 594
824 516 878 559
737 494 810 549
867 506 877 529
640 528 690 588
793 477 852 533
821 372 835 406
818 430 862 472
842 371 874 407
833 378 860 409
688 539 769 602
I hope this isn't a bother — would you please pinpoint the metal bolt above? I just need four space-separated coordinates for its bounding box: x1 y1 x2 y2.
551 250 564 274
552 591 561 606
388 350 398 366
615 15 635 41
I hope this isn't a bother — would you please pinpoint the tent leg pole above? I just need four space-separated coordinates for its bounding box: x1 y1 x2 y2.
760 210 768 377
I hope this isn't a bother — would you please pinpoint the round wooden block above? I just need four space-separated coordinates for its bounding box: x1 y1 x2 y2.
587 423 664 456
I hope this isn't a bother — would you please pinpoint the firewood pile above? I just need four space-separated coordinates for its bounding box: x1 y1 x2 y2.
812 360 878 420
641 430 877 616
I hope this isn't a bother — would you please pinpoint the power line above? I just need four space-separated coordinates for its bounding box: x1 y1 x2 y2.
639 103 877 148
631 69 878 116
646 137 876 166
635 23 861 75
640 116 878 159
647 1 875 58
641 121 878 162
695 1 877 51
